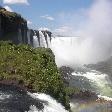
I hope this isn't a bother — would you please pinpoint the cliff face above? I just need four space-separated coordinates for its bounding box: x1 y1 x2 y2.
0 8 28 44
0 7 52 48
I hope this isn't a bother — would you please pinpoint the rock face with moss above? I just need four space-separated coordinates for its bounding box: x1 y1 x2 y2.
0 84 44 112
0 7 28 44
0 41 70 110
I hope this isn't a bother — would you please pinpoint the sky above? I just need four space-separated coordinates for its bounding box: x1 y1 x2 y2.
0 0 94 34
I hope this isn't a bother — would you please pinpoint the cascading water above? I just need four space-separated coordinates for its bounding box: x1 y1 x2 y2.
46 33 51 48
31 30 51 48
39 31 47 48
50 37 84 67
0 84 67 112
72 70 112 97
28 93 68 112
33 31 40 48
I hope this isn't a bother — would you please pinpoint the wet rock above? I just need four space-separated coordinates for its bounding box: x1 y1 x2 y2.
0 84 45 112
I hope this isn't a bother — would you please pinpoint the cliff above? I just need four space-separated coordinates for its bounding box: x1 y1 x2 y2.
0 7 28 44
0 41 70 110
0 7 52 48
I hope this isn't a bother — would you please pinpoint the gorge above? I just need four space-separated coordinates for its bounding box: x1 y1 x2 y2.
0 6 112 112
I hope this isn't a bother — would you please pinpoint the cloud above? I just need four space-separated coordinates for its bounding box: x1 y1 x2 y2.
51 0 112 66
27 20 32 25
4 5 13 12
53 8 87 36
40 15 54 21
3 0 29 5
39 27 51 31
54 26 74 36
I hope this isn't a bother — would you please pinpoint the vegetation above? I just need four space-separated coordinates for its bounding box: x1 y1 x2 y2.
65 87 80 97
0 41 70 110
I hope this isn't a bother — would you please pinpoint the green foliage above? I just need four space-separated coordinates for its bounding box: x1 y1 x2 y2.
0 41 70 110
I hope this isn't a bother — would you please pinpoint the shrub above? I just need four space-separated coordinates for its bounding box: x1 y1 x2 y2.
0 41 70 110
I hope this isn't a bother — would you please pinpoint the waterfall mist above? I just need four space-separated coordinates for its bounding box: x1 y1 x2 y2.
79 0 112 64
51 0 112 67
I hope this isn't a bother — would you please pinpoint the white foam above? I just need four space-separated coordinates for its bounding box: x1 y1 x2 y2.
98 95 112 101
0 93 11 100
33 30 40 48
39 31 47 48
72 70 112 97
28 92 68 112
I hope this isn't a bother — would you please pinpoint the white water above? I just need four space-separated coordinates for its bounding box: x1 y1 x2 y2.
70 70 112 112
98 95 112 101
51 37 81 67
33 31 40 48
39 31 47 48
46 33 51 48
72 70 112 98
50 36 112 67
28 93 68 112
0 92 11 101
33 30 51 48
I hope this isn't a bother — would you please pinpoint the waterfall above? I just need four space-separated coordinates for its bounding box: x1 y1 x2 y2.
33 31 40 48
39 31 47 48
50 36 81 67
0 84 68 112
28 30 51 48
27 93 68 112
50 36 112 66
46 33 51 48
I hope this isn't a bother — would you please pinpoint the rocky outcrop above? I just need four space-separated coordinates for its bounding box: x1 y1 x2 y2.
0 83 45 112
0 7 28 44
0 7 52 48
59 66 74 86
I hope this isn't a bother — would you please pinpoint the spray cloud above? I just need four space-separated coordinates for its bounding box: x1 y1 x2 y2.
51 0 112 67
